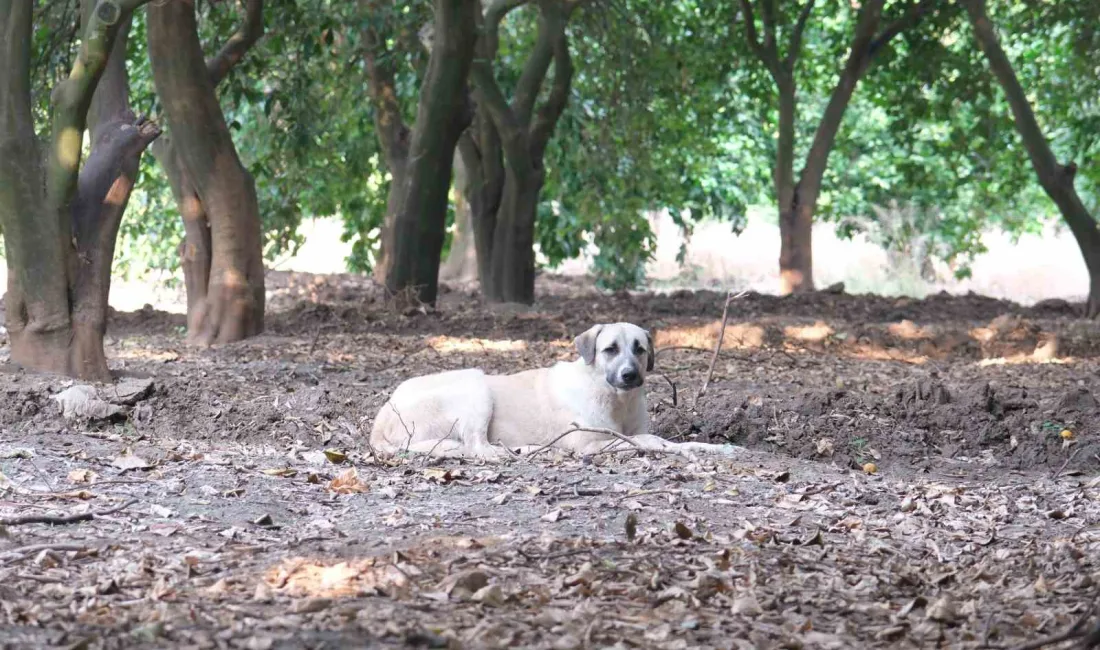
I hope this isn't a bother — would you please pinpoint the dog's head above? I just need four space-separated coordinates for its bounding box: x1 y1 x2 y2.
573 322 654 391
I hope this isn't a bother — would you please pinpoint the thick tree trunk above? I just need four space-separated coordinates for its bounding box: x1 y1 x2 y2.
149 0 262 338
381 0 479 308
148 0 265 343
1 0 156 380
482 168 542 303
439 149 479 284
965 0 1100 317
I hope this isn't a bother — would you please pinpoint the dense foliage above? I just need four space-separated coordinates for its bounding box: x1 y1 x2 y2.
18 0 1100 291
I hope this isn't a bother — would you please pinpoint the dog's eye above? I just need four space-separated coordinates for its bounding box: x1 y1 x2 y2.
603 344 619 355
633 342 646 355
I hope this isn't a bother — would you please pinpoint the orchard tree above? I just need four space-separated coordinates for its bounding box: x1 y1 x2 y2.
361 0 479 307
147 0 266 343
0 0 159 380
462 0 580 304
737 0 936 293
964 0 1100 316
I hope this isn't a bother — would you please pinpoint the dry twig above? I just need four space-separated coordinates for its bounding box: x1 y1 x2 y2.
694 289 747 406
1008 604 1096 650
0 498 138 527
526 423 642 458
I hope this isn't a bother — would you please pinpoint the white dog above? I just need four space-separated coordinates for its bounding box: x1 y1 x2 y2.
369 322 738 460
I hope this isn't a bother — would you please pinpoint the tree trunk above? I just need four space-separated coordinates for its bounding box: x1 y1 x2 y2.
359 0 411 285
482 168 542 303
467 0 575 305
153 136 212 321
381 0 479 308
774 75 812 295
439 149 479 284
739 0 933 294
1 0 156 380
148 0 265 344
965 0 1100 317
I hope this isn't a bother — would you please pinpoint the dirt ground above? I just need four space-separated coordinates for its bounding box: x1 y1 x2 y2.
1 271 1099 649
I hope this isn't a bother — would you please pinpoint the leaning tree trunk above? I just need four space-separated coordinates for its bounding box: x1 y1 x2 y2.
965 0 1100 318
148 0 266 344
1 0 157 380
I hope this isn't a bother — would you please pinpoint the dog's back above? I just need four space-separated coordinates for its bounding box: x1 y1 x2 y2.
369 368 495 456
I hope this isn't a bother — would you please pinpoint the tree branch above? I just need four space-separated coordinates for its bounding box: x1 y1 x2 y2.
1 1 33 136
962 0 1066 188
737 0 780 78
470 0 535 172
47 0 153 224
359 0 410 168
530 20 572 163
511 0 561 127
784 0 816 71
868 0 935 58
206 0 264 87
759 0 777 55
483 0 530 58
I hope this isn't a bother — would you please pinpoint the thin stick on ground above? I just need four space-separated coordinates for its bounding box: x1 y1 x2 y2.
526 423 642 458
0 543 92 564
0 498 139 527
1007 603 1096 650
694 289 748 406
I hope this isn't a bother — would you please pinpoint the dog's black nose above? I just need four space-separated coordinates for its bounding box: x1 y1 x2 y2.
620 367 639 383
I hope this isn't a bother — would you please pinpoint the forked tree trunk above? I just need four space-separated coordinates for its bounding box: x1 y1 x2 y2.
148 0 265 343
738 0 934 294
1 0 157 380
965 0 1100 318
467 0 575 305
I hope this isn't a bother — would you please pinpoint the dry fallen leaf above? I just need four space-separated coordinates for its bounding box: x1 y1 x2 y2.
112 450 151 471
625 512 637 542
327 467 369 494
68 469 97 484
323 449 347 464
541 509 564 523
262 467 298 478
674 521 694 540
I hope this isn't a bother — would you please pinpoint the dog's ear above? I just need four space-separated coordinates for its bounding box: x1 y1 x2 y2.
645 330 655 372
574 325 602 365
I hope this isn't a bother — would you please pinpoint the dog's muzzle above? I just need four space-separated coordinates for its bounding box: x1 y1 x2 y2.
609 365 643 390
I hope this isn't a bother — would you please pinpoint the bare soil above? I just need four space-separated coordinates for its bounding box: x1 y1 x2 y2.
1 271 1098 649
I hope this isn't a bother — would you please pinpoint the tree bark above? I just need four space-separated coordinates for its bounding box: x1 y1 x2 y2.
148 0 266 344
965 0 1100 317
381 0 479 308
739 0 933 294
439 148 479 283
1 0 157 380
359 0 412 285
467 0 575 304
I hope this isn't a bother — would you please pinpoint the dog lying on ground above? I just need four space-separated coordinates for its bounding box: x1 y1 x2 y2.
369 322 739 460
